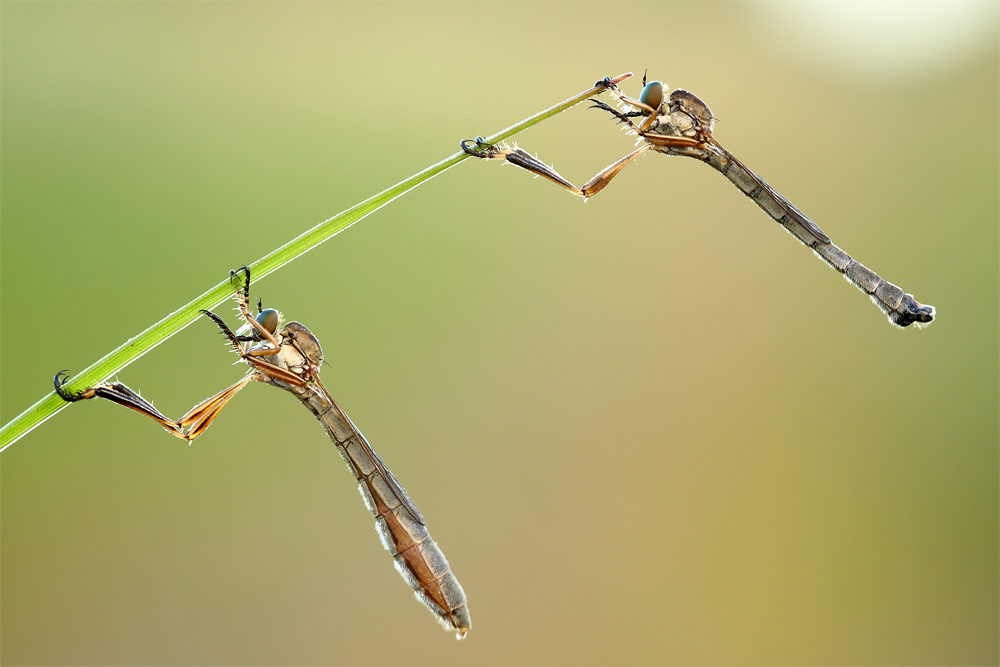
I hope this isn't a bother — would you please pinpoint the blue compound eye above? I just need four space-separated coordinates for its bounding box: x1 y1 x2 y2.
639 80 664 111
256 308 279 335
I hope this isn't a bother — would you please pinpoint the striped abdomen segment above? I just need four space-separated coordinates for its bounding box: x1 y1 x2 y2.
295 384 471 639
361 472 470 639
703 145 934 327
811 240 934 328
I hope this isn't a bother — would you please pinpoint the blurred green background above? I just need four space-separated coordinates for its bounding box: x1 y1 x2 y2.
2 2 997 665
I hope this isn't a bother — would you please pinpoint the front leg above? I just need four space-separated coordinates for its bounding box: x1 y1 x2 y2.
225 266 283 355
588 99 645 133
201 308 308 388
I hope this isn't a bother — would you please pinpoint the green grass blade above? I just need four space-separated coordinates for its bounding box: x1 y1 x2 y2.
1 73 633 451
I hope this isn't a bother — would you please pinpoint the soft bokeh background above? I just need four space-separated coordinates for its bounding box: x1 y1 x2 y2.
2 2 997 665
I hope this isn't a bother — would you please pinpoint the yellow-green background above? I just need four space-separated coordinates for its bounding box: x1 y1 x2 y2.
2 2 997 665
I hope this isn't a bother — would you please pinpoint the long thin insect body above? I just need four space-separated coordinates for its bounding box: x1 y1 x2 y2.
278 372 469 637
708 145 928 325
228 303 470 637
642 114 932 327
54 268 470 639
461 76 935 328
